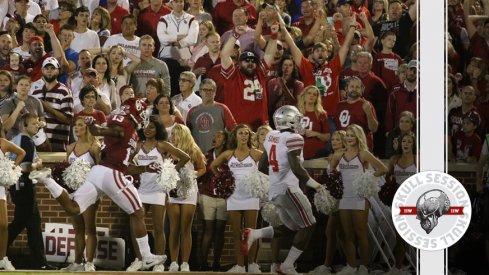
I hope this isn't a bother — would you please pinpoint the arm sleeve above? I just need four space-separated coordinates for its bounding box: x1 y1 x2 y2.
222 103 237 130
157 18 178 45
179 18 199 48
286 134 304 152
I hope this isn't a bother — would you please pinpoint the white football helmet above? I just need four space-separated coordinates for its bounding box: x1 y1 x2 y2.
273 105 304 132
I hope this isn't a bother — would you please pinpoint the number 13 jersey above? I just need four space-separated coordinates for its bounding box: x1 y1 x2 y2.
100 114 139 173
264 130 304 200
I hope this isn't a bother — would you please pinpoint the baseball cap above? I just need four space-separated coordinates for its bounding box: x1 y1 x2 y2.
29 35 44 45
463 111 480 127
337 0 353 6
239 51 259 63
408 60 418 69
42 57 60 69
15 0 29 3
83 68 98 77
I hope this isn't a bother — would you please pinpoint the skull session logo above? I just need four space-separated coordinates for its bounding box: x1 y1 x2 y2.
392 171 471 251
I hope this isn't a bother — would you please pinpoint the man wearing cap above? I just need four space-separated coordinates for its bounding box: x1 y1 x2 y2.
31 57 73 151
206 39 241 103
23 23 68 82
219 23 278 130
0 32 13 68
373 0 417 59
385 59 418 135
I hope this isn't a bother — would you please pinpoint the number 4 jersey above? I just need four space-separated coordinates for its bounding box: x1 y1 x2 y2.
100 114 139 173
264 130 304 200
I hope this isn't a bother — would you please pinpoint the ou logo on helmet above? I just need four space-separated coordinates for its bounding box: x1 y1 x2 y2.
392 171 471 251
338 110 351 127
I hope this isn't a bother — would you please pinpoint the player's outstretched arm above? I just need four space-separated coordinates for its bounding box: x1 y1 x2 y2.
88 123 124 138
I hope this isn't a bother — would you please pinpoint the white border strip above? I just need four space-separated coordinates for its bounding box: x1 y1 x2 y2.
418 0 446 274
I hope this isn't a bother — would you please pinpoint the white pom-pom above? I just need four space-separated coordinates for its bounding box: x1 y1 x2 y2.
352 170 380 198
244 168 269 200
62 158 92 190
155 159 180 192
314 186 339 215
261 202 282 227
176 163 198 199
0 157 22 187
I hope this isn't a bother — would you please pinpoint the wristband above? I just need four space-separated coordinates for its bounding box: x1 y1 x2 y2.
349 25 357 29
232 31 241 39
271 33 278 40
306 177 321 189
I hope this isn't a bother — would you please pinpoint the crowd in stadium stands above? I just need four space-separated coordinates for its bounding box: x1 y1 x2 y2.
2 0 484 274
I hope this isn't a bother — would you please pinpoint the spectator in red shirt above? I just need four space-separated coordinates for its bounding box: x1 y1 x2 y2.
136 0 171 57
107 0 130 35
373 31 404 91
193 32 221 80
385 59 417 135
74 85 107 125
213 0 257 35
292 0 316 38
335 76 378 152
296 85 330 159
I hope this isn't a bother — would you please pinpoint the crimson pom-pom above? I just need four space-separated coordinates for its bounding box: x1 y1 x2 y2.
51 161 75 193
320 170 344 200
379 176 398 207
211 164 235 199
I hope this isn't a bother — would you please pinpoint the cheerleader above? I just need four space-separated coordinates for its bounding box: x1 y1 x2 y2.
0 122 25 271
310 130 347 274
199 130 229 271
61 117 101 272
210 124 262 273
384 132 416 275
126 119 190 272
167 124 206 272
329 124 387 275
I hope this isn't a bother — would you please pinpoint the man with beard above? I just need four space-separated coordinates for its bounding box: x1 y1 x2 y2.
284 14 356 135
31 57 73 151
335 76 378 151
385 59 418 136
219 23 278 130
23 23 68 82
341 51 387 157
0 32 13 68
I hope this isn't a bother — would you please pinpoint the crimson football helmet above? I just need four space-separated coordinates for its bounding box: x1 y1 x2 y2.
121 97 148 129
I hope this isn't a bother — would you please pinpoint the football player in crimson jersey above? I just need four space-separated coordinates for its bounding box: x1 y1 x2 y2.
31 98 167 270
243 105 321 275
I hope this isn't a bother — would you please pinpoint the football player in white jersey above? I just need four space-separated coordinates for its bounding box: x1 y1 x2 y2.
242 105 321 275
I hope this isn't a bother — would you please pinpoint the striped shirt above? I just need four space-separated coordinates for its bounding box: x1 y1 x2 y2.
31 82 74 151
